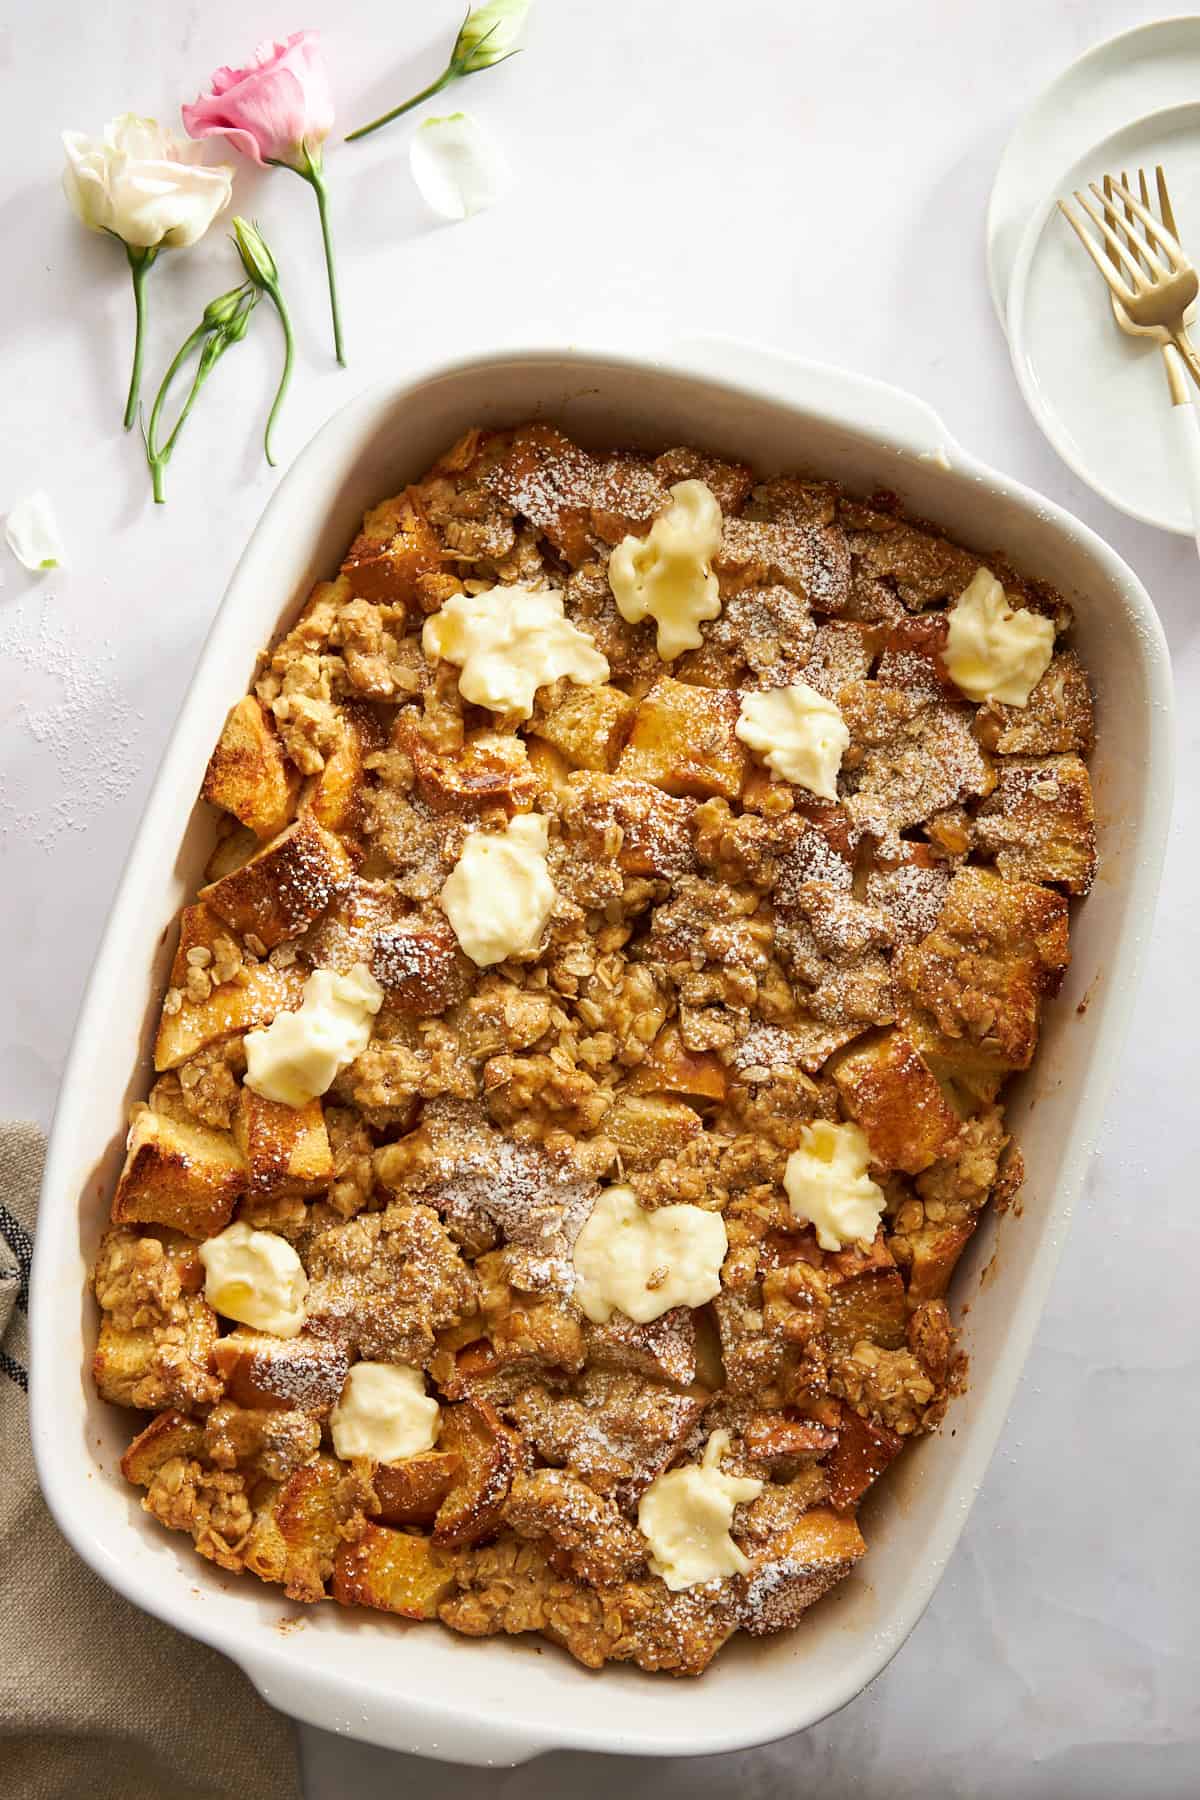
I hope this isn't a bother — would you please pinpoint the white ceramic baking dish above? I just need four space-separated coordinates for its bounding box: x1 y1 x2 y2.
30 340 1173 1767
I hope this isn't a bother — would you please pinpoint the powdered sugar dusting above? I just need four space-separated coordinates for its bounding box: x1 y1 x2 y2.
2 593 141 847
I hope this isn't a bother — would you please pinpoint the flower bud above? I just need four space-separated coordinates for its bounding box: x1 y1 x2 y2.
203 286 248 329
223 296 257 343
451 0 530 74
232 216 280 290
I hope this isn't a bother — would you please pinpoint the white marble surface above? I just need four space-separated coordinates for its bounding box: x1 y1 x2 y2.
3 0 1199 1792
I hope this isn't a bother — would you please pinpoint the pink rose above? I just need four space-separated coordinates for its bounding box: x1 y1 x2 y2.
182 31 334 169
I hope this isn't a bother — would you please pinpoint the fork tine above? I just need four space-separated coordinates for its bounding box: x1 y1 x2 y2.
1109 172 1143 274
1155 164 1180 240
1104 177 1181 269
1138 166 1171 269
1089 182 1172 279
1058 199 1136 303
1076 189 1152 288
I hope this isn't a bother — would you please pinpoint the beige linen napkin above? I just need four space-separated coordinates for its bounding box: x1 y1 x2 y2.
0 1120 303 1800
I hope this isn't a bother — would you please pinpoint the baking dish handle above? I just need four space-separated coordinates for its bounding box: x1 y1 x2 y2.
235 1650 546 1767
665 332 963 464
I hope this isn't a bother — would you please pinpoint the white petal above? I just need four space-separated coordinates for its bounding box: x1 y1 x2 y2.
410 113 509 222
5 492 67 572
61 115 232 248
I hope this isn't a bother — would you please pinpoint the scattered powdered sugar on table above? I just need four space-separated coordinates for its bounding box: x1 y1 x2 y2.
0 592 142 848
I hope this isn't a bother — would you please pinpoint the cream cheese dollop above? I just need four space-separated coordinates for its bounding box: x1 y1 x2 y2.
943 567 1055 705
243 963 384 1108
198 1221 308 1338
783 1120 886 1252
637 1430 762 1591
608 479 724 660
440 812 555 966
422 583 609 718
735 681 849 800
329 1362 440 1463
571 1184 728 1324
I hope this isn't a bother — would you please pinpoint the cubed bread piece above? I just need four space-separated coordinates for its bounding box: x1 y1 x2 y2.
583 1307 697 1386
433 1396 531 1548
371 1451 462 1526
111 1106 247 1238
894 1217 978 1306
973 755 1096 894
232 1090 333 1199
627 1025 728 1103
617 679 747 801
154 904 308 1070
94 1295 220 1411
505 1369 709 1509
974 650 1093 756
823 1263 909 1355
480 424 598 567
827 1406 904 1513
655 445 754 515
300 878 410 974
505 1468 647 1586
202 696 300 840
211 1330 348 1413
738 1506 866 1634
340 487 445 604
874 615 957 698
526 737 573 801
371 916 474 1015
403 724 538 818
473 1248 586 1375
715 516 853 614
204 820 259 884
897 867 1070 1081
332 1522 456 1618
529 682 636 772
588 449 673 543
829 1029 962 1174
843 508 981 610
199 813 356 950
561 773 697 879
302 707 372 836
844 701 994 847
862 843 954 948
242 1454 353 1603
740 1413 838 1469
602 1092 704 1170
120 1410 207 1486
801 620 878 698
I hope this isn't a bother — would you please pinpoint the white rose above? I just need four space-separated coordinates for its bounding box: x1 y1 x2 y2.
62 114 233 250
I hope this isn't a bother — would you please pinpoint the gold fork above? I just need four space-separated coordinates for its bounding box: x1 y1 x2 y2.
1059 167 1200 387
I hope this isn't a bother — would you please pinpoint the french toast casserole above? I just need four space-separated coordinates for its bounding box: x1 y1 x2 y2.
91 423 1096 1676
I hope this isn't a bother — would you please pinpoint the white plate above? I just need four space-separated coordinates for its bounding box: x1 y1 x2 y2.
1008 101 1200 536
987 15 1200 334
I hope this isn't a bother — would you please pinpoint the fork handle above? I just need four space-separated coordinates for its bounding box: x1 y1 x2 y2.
1163 344 1200 551
1167 326 1200 395
1170 396 1200 543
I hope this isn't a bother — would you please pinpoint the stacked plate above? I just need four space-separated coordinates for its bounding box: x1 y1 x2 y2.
992 16 1200 535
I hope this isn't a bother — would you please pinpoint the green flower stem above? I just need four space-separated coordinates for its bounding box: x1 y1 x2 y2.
161 332 225 462
123 244 157 431
262 280 295 467
146 320 209 502
298 147 345 366
144 289 257 503
344 68 456 142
